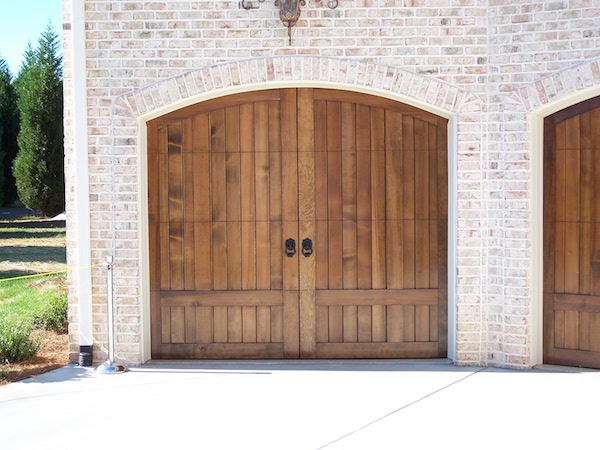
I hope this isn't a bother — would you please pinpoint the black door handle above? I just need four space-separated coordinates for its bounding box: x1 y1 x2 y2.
302 238 313 257
285 238 296 258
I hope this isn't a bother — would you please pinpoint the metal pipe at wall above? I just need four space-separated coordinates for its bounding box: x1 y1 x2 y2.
106 255 115 363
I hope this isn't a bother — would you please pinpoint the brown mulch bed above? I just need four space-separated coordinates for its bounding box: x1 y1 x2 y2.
0 330 69 386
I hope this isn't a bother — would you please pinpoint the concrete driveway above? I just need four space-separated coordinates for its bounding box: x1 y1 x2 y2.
1 360 599 449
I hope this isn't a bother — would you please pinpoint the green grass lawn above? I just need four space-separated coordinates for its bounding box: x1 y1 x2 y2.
0 218 66 279
0 217 67 327
0 275 66 327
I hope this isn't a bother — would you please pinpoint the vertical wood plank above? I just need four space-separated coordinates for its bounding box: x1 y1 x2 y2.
579 311 590 351
227 222 242 290
554 123 566 223
256 221 271 289
149 222 160 291
415 305 430 342
316 306 329 343
212 222 227 290
329 219 343 289
194 222 212 290
564 310 579 349
579 222 591 295
429 219 439 289
371 108 386 289
564 221 579 294
184 222 195 290
269 102 282 222
329 306 343 343
415 219 430 289
240 129 256 289
211 152 226 222
385 110 403 290
327 101 343 289
243 306 257 343
402 116 416 221
343 305 358 342
196 306 213 343
226 108 242 289
242 222 257 290
167 122 184 223
271 305 283 343
430 305 439 342
281 93 299 330
213 306 228 343
404 305 416 342
256 306 271 343
170 306 185 344
387 305 403 343
342 102 357 290
554 221 565 293
414 119 430 219
169 222 184 290
161 306 171 343
403 219 416 289
193 153 211 221
269 98 284 292
185 307 196 343
372 305 387 342
270 221 283 290
554 309 565 348
356 103 373 288
565 116 581 222
228 306 243 343
158 130 169 223
298 88 317 357
255 103 270 220
159 222 170 290
182 118 195 222
357 305 372 342
428 124 439 221
283 291 299 357
314 100 329 290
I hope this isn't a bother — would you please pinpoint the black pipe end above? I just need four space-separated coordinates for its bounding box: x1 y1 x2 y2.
78 345 93 367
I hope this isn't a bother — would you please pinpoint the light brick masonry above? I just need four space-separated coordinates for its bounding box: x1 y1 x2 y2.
62 0 600 368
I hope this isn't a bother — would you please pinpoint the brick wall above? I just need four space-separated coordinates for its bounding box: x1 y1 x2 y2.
63 0 600 368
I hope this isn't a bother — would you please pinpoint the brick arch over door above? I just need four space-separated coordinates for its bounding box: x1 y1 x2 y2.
119 56 479 119
147 88 448 359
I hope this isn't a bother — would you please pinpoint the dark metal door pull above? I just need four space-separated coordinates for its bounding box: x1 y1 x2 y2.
302 238 313 257
285 238 296 257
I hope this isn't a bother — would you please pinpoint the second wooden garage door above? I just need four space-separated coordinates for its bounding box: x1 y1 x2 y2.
544 96 600 368
148 88 448 359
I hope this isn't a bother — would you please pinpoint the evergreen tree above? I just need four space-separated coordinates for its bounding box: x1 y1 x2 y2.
13 25 64 217
0 57 19 206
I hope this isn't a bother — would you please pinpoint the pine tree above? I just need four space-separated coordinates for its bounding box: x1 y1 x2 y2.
0 57 19 206
13 25 64 217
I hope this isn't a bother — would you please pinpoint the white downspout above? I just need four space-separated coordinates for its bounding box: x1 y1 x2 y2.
70 0 93 357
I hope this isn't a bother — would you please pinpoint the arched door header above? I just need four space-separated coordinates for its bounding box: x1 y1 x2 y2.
118 56 481 120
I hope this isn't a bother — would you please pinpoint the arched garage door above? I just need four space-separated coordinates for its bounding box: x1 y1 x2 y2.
544 96 600 368
147 88 448 359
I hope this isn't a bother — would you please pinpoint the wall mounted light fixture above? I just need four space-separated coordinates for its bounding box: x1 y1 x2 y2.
241 0 338 44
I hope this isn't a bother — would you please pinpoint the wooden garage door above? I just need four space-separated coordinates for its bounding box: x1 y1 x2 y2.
544 96 600 368
147 88 448 359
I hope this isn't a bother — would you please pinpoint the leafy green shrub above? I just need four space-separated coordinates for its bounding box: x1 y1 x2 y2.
33 294 68 332
0 322 41 364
